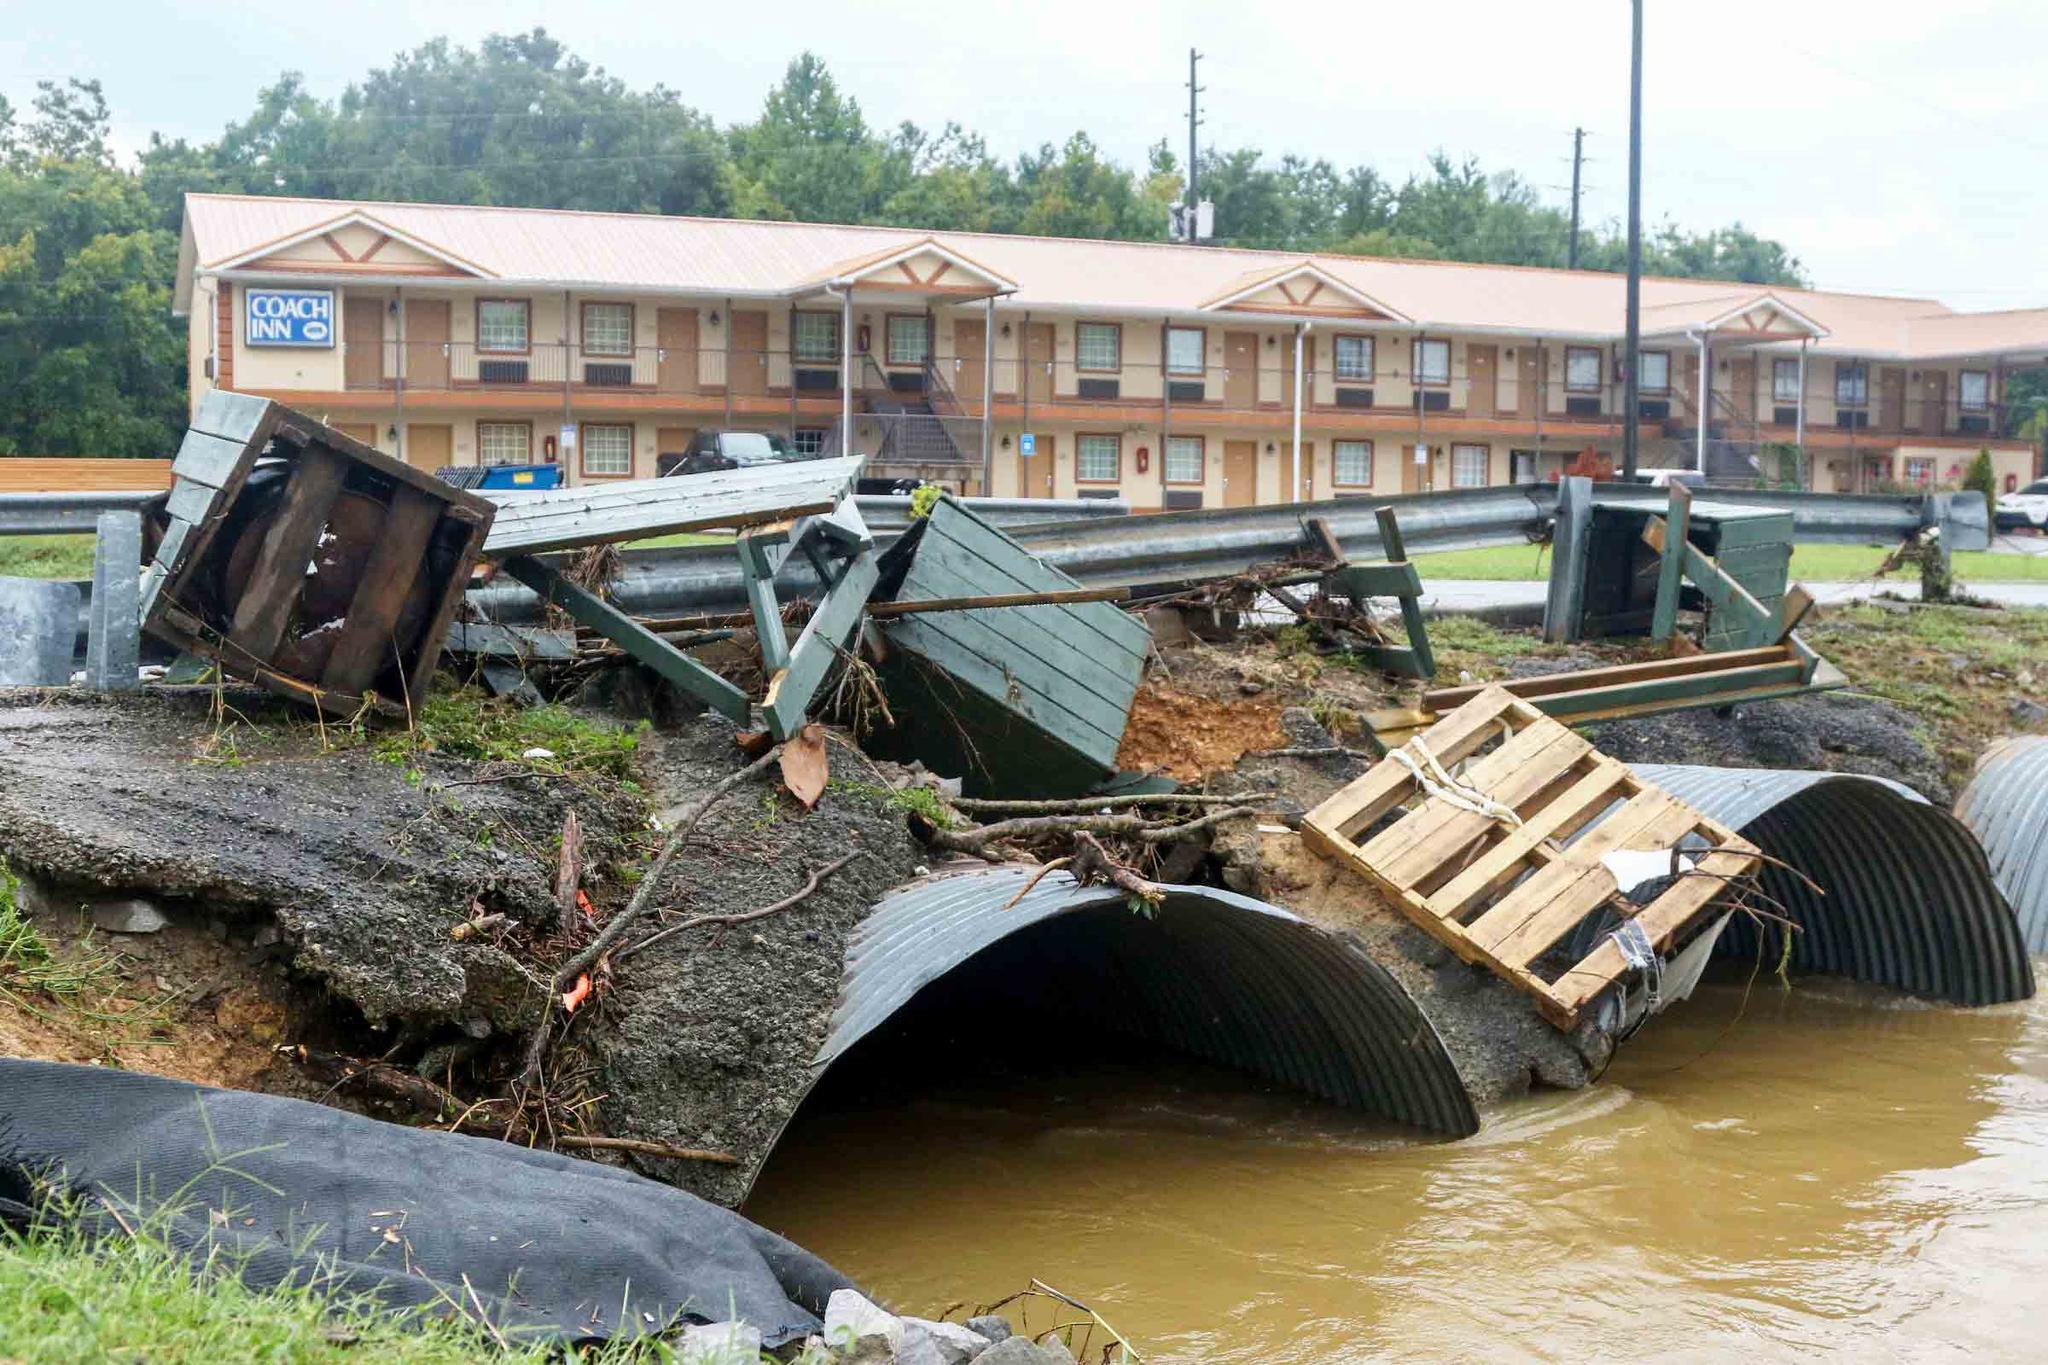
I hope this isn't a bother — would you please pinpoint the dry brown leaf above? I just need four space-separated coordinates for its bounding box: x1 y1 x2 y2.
778 723 830 809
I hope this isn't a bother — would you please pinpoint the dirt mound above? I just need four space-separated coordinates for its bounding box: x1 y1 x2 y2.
1116 678 1289 781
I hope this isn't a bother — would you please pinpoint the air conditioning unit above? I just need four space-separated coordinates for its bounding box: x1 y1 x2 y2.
1959 414 1991 434
1837 410 1870 430
583 362 633 387
1163 489 1205 510
1638 399 1671 420
1077 377 1121 400
1335 387 1374 409
794 367 839 392
1773 406 1800 426
478 359 529 384
1168 380 1206 403
1412 390 1450 412
887 370 927 394
1564 396 1601 417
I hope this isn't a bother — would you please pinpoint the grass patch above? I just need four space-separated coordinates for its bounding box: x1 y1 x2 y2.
1411 541 2048 583
1805 602 2048 787
0 535 95 580
0 1216 660 1364
1427 616 1546 660
0 860 115 1003
829 779 957 829
622 531 733 551
375 690 644 782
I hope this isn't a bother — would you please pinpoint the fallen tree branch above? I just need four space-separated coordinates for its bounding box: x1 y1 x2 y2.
1247 745 1381 760
952 792 1274 815
517 744 782 1089
615 849 863 963
1069 832 1165 906
552 1135 739 1165
553 810 583 935
928 806 1260 856
1135 805 1262 844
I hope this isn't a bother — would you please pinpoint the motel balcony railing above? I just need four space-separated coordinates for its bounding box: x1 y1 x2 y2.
322 342 2030 445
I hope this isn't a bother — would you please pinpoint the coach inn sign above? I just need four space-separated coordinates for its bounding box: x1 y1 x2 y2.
244 288 335 347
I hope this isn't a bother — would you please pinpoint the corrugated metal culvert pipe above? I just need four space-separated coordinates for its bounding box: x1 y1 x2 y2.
1955 736 2048 953
807 868 1480 1141
1634 765 2034 1006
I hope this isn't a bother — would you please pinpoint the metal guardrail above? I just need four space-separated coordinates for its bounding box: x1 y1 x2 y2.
0 491 162 536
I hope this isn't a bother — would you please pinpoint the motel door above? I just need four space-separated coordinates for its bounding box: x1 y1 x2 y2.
729 311 769 397
343 299 384 389
657 308 700 394
1465 344 1497 418
1516 346 1541 418
406 301 450 389
1024 323 1055 405
1223 440 1259 507
1920 370 1948 435
1727 356 1756 424
1017 433 1053 497
953 319 986 410
1223 332 1258 409
406 424 453 475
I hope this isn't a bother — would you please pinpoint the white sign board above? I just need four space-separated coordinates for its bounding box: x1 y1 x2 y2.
1019 432 1037 457
1413 443 1429 466
559 424 578 453
243 288 334 348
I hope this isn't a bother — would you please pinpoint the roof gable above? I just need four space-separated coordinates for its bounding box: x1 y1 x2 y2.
803 236 1016 295
1202 261 1410 322
209 210 493 280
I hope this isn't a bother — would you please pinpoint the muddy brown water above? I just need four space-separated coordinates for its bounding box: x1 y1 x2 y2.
746 970 2048 1362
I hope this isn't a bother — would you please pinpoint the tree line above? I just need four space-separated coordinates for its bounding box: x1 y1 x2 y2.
4 29 1808 457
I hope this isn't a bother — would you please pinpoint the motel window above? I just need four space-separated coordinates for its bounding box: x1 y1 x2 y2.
1835 362 1869 407
1077 433 1121 483
1166 327 1206 376
1905 457 1936 486
1960 370 1991 412
476 422 532 466
793 313 840 364
1334 439 1374 487
1452 444 1490 489
581 423 634 478
792 428 828 456
1335 335 1374 382
1165 435 1204 484
1637 350 1670 393
1774 357 1802 403
886 315 930 366
1076 322 1121 372
581 302 632 357
1412 338 1450 386
478 300 529 353
1565 347 1602 393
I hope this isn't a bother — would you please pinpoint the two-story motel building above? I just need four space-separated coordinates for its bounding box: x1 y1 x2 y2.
174 193 2046 505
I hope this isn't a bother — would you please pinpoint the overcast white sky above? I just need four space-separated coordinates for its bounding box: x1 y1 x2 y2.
8 0 2046 308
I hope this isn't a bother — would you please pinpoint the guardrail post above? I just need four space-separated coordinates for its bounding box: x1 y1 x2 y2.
1543 476 1593 642
86 509 142 690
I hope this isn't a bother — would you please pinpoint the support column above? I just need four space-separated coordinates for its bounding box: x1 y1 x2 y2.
980 293 995 495
393 286 405 464
838 288 853 459
1795 338 1809 486
1695 331 1710 474
562 289 573 484
1290 323 1307 503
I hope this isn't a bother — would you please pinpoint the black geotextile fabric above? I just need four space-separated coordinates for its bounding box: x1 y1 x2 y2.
0 1060 847 1345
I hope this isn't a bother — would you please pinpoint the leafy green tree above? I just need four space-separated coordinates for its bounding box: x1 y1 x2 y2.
1963 448 1997 502
0 80 185 458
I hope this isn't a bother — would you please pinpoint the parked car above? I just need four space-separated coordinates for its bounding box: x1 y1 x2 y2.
657 430 808 478
1995 478 2048 532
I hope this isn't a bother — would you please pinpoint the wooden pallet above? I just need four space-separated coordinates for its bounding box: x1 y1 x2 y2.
1303 685 1761 1029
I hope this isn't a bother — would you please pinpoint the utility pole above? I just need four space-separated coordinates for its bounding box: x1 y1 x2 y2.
1186 48 1204 214
1621 1 1644 480
1568 127 1585 270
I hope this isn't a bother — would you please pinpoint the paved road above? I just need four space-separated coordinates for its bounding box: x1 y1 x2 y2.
1423 579 2048 614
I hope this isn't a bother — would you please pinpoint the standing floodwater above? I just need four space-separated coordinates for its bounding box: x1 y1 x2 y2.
746 971 2048 1362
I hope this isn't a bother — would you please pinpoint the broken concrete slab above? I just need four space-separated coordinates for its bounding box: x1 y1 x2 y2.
89 897 169 935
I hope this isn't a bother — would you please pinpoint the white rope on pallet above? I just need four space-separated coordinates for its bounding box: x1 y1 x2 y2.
1386 732 1524 827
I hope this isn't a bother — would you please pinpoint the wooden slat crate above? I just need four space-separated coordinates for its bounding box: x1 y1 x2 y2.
1304 684 1761 1029
141 392 493 717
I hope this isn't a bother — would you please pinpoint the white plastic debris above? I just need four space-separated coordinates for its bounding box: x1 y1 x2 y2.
677 1321 762 1365
522 746 556 760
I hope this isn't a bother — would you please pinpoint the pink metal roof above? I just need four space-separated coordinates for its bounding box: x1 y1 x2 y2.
181 193 2043 360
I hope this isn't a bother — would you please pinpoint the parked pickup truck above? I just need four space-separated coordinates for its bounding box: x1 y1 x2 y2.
656 430 808 478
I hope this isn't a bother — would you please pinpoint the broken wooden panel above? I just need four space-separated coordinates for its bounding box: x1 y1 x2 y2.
479 458 863 556
1304 685 1761 1030
141 394 494 716
865 496 1151 797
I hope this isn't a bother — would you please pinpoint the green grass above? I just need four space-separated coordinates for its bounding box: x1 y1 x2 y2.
0 535 95 579
623 531 732 551
0 1218 647 1364
375 690 645 781
1409 542 2048 583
